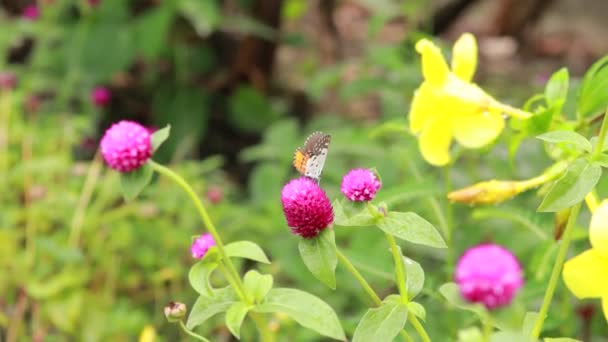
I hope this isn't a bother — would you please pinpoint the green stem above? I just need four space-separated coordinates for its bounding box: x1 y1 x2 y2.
592 107 608 158
530 202 581 339
148 161 247 301
409 316 432 342
336 249 382 306
386 234 409 304
482 313 493 342
444 167 454 278
178 320 210 341
217 261 249 306
336 248 415 342
150 160 273 342
68 151 103 247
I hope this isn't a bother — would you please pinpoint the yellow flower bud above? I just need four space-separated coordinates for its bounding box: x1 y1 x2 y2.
447 180 520 205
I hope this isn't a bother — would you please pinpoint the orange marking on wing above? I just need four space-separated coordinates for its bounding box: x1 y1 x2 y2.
293 149 309 174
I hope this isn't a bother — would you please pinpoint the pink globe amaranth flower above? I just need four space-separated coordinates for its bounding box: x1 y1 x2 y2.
0 72 17 91
455 244 523 310
191 233 215 259
341 168 381 202
91 86 111 107
281 177 334 238
22 5 39 20
100 120 152 172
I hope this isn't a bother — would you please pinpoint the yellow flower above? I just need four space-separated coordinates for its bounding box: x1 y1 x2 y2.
563 200 608 322
409 33 529 166
138 325 157 342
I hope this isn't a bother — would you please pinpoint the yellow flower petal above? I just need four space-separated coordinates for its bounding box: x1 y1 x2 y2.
409 83 441 133
415 39 449 86
603 296 608 323
563 249 608 299
451 33 477 82
418 117 452 166
590 200 608 257
452 107 504 148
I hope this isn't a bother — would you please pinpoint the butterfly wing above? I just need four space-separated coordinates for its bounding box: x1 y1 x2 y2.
302 132 331 182
293 148 309 175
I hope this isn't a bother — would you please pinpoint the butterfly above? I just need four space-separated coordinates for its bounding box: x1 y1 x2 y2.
293 131 331 183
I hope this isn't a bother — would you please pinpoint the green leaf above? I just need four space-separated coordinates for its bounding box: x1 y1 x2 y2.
333 199 376 227
224 241 270 264
577 55 608 117
407 302 426 321
491 332 531 342
243 270 273 303
545 68 569 104
186 287 237 329
376 212 446 248
151 125 171 152
439 283 486 320
255 288 346 340
131 5 173 59
178 0 220 37
120 163 154 201
538 158 602 212
544 338 582 342
352 295 408 342
536 131 592 152
188 260 218 296
402 256 424 299
298 228 337 289
521 311 539 336
594 154 608 168
225 302 250 339
458 327 484 342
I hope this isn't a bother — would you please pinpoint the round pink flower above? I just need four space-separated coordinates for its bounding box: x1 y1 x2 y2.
191 233 215 259
455 244 523 310
91 86 111 107
341 168 381 202
0 72 16 91
281 177 333 238
22 5 39 20
100 121 152 172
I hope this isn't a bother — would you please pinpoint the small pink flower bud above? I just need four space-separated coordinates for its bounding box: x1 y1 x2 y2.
0 72 17 91
281 177 333 238
340 168 381 202
22 5 39 20
191 233 215 259
91 86 111 107
455 244 523 310
206 186 223 205
100 120 152 173
164 302 187 322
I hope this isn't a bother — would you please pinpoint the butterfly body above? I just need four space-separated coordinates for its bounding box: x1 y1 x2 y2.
292 132 331 183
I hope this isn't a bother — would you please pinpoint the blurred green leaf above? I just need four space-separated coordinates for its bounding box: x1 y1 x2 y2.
228 86 283 134
298 228 337 289
538 158 601 212
577 55 608 117
255 288 346 340
132 5 174 59
439 283 486 320
402 255 424 299
151 125 171 152
407 302 426 321
187 287 237 329
178 0 220 36
243 270 273 303
352 295 408 342
188 260 218 296
120 163 154 201
376 212 446 248
225 301 250 339
545 68 569 105
333 199 376 227
225 240 270 264
537 130 592 153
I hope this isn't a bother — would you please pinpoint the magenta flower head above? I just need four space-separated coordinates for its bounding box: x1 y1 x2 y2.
91 86 111 107
22 5 39 20
341 168 381 202
100 120 152 172
191 233 215 259
281 177 334 238
455 244 524 310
